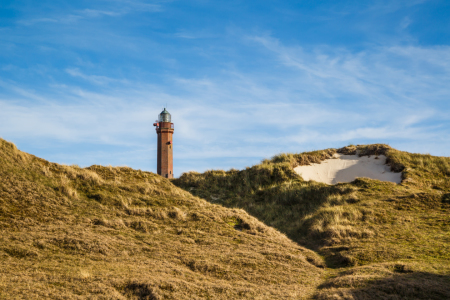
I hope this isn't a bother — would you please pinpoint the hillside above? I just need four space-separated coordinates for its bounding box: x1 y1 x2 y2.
1 140 449 299
0 138 325 299
173 144 450 299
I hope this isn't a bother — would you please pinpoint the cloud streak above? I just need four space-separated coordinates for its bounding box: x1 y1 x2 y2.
17 1 162 25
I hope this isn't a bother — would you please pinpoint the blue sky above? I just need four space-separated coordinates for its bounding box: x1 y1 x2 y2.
1 0 449 176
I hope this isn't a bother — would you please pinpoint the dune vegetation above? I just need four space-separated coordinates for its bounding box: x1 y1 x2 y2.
0 138 324 299
1 139 449 299
173 144 450 299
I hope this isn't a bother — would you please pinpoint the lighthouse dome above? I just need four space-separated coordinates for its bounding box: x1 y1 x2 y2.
158 108 171 122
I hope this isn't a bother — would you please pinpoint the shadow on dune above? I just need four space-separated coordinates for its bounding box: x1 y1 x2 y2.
332 156 402 184
172 166 366 257
314 271 450 300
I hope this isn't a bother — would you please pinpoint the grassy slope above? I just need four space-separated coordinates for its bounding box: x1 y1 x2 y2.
173 144 450 299
0 138 324 299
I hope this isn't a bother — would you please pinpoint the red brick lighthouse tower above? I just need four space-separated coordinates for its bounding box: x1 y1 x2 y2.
153 108 174 178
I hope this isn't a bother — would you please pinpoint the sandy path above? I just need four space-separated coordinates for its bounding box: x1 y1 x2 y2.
294 154 402 184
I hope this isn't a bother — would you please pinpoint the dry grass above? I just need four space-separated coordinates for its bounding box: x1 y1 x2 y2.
174 144 450 298
2 139 449 299
314 262 450 300
0 138 324 299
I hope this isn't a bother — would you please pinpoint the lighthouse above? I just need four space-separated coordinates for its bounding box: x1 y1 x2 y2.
153 108 174 178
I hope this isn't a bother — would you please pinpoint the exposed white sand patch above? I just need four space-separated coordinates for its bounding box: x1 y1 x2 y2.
294 154 402 184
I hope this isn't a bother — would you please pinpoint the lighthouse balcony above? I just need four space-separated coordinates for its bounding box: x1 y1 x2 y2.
158 122 174 129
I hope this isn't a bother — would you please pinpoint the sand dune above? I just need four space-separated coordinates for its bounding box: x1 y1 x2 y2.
294 154 402 184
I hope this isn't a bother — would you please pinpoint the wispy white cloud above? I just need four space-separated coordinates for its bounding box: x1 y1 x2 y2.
106 0 163 12
17 15 83 26
400 16 412 29
79 9 122 18
65 68 129 86
17 0 162 26
174 29 217 39
250 35 450 105
363 0 427 14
